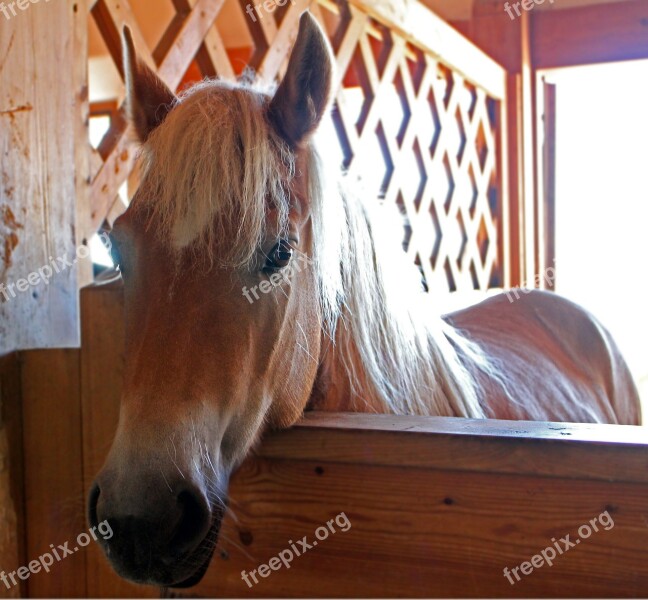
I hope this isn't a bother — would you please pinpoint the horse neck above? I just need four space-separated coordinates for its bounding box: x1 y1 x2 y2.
309 185 485 418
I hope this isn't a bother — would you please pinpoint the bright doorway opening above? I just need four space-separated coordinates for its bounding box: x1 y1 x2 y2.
543 60 648 420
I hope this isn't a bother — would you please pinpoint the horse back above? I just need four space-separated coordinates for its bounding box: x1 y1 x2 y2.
446 290 641 425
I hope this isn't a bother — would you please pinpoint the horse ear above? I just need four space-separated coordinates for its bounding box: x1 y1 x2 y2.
268 12 334 147
122 26 177 142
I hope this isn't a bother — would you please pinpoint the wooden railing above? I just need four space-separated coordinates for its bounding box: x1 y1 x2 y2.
85 0 510 294
201 413 648 598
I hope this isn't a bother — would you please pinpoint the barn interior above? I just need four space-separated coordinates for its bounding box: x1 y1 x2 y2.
1 0 647 597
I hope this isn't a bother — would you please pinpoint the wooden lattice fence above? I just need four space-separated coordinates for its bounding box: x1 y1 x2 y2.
85 0 509 294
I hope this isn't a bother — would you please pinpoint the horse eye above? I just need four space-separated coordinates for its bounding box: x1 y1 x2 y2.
264 239 293 271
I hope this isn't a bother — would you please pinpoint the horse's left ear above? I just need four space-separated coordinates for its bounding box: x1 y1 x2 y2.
122 25 177 142
268 12 334 147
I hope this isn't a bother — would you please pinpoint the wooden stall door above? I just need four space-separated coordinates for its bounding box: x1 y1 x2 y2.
73 285 648 599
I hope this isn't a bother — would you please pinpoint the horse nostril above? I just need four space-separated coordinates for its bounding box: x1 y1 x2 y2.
170 489 211 557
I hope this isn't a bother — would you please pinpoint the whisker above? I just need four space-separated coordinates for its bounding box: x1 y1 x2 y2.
166 437 186 480
159 467 174 493
215 531 256 562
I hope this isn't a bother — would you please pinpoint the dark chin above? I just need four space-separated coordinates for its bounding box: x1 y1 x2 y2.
168 545 216 588
168 516 223 588
107 516 223 588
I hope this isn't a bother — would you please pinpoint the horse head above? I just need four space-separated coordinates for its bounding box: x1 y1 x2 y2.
88 12 334 586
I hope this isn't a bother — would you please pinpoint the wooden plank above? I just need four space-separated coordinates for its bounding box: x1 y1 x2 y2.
541 79 556 289
259 412 648 483
288 411 648 444
349 0 507 100
79 284 157 599
0 0 80 351
75 0 94 290
520 10 536 285
331 6 368 88
157 0 226 88
0 353 25 599
532 0 648 70
194 24 236 81
497 85 511 289
190 438 648 597
19 350 86 598
507 74 525 287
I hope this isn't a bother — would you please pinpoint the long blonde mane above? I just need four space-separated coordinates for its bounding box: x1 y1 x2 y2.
133 78 488 419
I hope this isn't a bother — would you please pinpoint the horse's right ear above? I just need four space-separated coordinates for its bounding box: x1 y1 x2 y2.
268 12 334 147
122 25 177 142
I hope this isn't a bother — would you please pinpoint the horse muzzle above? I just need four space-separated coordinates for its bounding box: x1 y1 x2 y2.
87 473 224 587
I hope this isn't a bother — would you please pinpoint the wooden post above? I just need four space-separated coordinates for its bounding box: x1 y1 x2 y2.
468 0 537 288
75 0 94 290
0 0 87 351
0 354 24 599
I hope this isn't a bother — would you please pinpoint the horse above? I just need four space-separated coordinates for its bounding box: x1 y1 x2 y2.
88 12 642 588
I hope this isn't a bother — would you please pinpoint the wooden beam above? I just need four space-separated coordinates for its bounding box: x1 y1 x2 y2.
497 76 512 289
0 0 81 351
75 0 94 290
520 10 536 284
261 412 648 482
533 1 648 69
350 0 507 100
542 80 556 288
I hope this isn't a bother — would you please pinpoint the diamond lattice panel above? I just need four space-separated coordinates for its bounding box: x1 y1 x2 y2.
330 24 506 294
86 0 507 294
